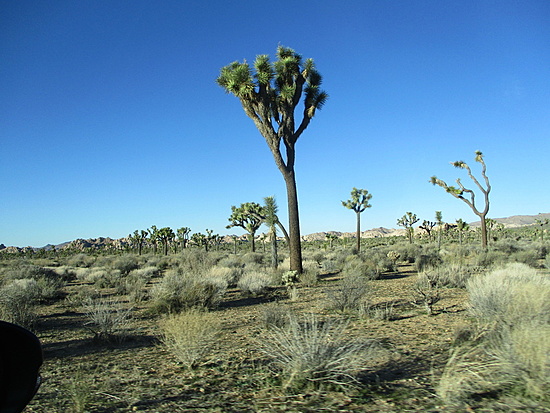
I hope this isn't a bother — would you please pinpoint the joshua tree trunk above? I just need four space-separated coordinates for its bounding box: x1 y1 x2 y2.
283 169 303 274
355 211 361 252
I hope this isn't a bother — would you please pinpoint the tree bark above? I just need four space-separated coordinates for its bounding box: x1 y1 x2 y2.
480 214 488 249
356 211 361 252
283 169 303 273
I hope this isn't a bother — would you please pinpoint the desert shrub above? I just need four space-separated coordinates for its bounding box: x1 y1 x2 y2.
3 264 59 282
311 251 325 266
415 251 442 272
437 263 550 406
206 265 242 287
393 243 422 263
299 260 320 286
365 301 398 321
420 263 478 289
217 255 244 269
150 269 226 313
471 249 508 268
159 309 221 369
0 279 39 328
259 313 378 391
52 265 77 281
321 258 339 273
412 273 441 315
177 249 214 273
237 270 272 295
242 252 265 266
341 256 380 280
467 263 550 326
326 274 370 312
66 253 95 268
509 249 541 268
83 297 132 342
260 302 292 329
109 255 139 275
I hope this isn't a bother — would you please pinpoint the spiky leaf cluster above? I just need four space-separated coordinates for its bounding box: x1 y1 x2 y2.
342 188 373 214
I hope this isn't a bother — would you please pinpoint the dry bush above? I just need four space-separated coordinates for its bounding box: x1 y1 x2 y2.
206 265 242 287
437 263 550 406
412 273 441 315
159 309 221 369
420 263 477 289
237 270 272 295
467 263 550 326
326 274 370 312
260 302 293 329
150 269 226 313
341 256 381 281
259 313 378 391
66 253 95 268
0 279 39 329
83 297 132 341
299 260 320 286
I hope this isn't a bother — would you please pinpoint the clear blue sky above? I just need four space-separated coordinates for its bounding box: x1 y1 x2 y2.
1 0 549 247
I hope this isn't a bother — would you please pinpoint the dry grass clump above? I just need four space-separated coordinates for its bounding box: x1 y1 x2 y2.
326 274 370 312
437 263 550 407
341 255 381 281
206 265 242 287
159 309 221 369
83 297 132 342
259 313 378 391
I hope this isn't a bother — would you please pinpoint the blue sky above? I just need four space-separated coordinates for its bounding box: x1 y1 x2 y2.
1 0 549 247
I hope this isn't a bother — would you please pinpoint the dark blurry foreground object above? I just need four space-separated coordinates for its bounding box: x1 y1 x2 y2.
0 321 42 413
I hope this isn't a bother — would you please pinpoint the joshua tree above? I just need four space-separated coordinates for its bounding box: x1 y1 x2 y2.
190 230 214 252
325 233 338 249
435 211 444 249
431 151 491 248
217 46 328 273
456 218 469 245
148 225 160 254
157 227 175 256
397 212 419 244
263 196 280 269
341 188 372 253
176 227 191 252
226 202 265 252
130 229 149 255
535 218 549 241
419 220 436 241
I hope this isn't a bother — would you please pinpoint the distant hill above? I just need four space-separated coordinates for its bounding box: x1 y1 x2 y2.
1 213 548 252
469 212 550 228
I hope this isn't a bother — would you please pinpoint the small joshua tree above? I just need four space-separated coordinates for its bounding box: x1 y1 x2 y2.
435 211 444 249
325 233 338 249
419 220 436 241
264 196 280 269
431 151 491 249
130 229 148 255
226 202 265 252
157 227 175 256
342 188 372 253
397 212 419 244
455 218 469 245
176 227 191 251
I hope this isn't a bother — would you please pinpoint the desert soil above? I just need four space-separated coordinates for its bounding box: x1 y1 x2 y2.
26 263 477 413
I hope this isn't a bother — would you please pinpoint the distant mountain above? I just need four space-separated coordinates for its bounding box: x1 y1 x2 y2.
469 213 550 228
2 213 548 253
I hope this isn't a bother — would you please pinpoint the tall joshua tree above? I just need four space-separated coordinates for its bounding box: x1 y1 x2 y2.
226 202 265 252
431 151 491 249
342 188 372 253
217 46 328 273
397 212 419 244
